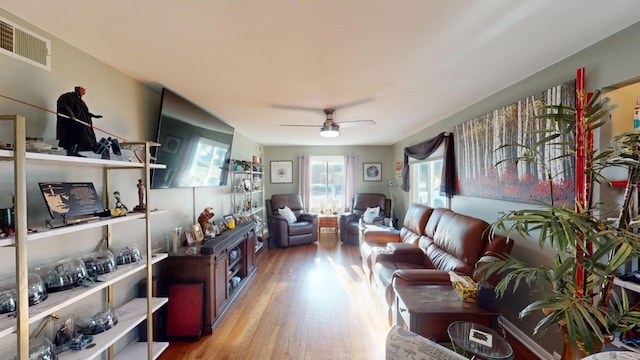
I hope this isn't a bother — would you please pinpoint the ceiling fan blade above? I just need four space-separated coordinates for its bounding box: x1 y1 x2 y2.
336 120 376 128
271 97 375 113
271 104 323 112
280 124 322 127
333 97 375 110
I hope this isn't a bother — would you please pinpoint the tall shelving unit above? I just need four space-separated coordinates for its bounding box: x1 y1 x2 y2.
229 159 264 253
0 115 168 359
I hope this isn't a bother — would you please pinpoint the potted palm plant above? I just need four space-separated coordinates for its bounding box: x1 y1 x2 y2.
478 90 640 358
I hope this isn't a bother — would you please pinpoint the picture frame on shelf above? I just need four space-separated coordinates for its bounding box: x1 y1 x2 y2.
363 162 382 182
185 229 195 245
192 223 204 242
270 161 293 183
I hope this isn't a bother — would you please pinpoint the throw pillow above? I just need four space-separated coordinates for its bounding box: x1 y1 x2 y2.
278 206 297 224
362 206 381 224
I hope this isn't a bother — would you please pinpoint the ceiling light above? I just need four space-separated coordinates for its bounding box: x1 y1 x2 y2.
320 126 340 137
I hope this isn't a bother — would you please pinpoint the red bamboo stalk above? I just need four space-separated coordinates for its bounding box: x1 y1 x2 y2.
575 67 587 297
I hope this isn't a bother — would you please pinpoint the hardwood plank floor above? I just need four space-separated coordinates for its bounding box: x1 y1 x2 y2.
159 233 389 360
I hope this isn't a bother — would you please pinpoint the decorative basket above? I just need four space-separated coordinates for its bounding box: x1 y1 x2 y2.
452 276 478 302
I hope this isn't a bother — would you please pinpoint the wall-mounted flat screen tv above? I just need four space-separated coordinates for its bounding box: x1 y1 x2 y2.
151 88 234 189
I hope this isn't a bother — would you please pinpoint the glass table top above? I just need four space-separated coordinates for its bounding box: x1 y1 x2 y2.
447 321 513 360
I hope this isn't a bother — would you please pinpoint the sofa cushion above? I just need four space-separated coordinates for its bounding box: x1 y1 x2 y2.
403 204 433 236
424 207 449 238
363 206 381 224
431 212 489 267
278 206 297 224
288 220 314 235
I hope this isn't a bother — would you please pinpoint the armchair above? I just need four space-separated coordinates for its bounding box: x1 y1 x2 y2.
339 193 391 245
266 194 318 248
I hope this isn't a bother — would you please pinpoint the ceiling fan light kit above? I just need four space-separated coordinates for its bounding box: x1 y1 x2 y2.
320 126 340 137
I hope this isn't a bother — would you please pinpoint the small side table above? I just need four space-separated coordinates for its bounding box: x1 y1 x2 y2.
318 215 339 235
447 321 513 360
394 284 499 342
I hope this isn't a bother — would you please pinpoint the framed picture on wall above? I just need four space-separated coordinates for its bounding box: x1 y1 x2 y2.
363 162 382 181
270 161 293 183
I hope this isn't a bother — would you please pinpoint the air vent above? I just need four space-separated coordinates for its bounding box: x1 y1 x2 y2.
0 17 50 71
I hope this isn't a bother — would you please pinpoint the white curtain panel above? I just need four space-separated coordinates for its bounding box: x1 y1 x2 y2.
343 153 357 212
298 154 310 211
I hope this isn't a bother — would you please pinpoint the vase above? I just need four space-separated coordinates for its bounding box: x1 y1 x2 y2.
560 325 610 360
561 326 588 360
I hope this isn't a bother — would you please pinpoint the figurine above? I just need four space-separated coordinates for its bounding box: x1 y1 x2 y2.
56 86 103 156
198 207 215 236
110 191 128 217
133 179 146 212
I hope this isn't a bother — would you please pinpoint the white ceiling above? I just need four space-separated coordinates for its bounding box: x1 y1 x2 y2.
3 1 640 146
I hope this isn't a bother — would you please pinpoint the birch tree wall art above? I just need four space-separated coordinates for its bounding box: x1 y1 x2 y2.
454 80 576 204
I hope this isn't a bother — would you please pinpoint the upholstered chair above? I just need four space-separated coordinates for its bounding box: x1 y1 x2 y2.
266 194 318 248
339 193 391 245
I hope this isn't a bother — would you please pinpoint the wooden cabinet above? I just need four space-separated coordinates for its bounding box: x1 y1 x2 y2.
161 221 257 334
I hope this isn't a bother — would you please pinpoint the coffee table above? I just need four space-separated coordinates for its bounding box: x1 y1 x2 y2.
394 283 499 342
447 321 513 360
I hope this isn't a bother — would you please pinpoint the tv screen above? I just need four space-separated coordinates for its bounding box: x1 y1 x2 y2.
151 88 234 189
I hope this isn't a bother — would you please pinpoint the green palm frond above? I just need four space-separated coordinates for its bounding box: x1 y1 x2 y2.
484 90 640 353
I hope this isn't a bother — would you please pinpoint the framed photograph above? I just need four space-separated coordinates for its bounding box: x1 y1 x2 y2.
223 214 234 223
163 135 182 155
184 229 195 245
270 160 293 183
363 162 382 181
192 223 204 242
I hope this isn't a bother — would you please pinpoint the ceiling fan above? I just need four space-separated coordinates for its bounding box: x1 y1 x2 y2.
279 108 376 138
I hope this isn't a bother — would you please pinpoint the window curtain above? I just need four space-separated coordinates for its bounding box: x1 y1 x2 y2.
298 154 310 211
342 153 357 212
402 132 456 197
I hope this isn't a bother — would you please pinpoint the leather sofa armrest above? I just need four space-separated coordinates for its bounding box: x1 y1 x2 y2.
363 228 401 246
387 242 422 255
375 252 426 265
340 212 357 223
299 212 318 223
392 269 453 287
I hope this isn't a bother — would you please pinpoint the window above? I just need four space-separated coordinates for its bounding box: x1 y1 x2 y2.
309 156 344 214
411 158 447 208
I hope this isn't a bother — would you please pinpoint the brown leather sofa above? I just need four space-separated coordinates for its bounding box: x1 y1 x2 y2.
266 194 318 248
339 193 391 245
360 203 430 283
361 204 513 322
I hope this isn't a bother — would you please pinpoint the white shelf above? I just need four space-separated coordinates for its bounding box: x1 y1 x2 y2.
116 341 170 360
614 277 640 293
0 254 167 339
0 149 165 169
2 116 166 359
0 209 167 247
58 297 168 360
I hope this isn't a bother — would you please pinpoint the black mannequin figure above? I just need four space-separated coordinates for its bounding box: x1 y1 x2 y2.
56 86 103 156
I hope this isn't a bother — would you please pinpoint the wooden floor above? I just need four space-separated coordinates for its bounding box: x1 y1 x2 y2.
158 233 539 359
159 233 389 360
